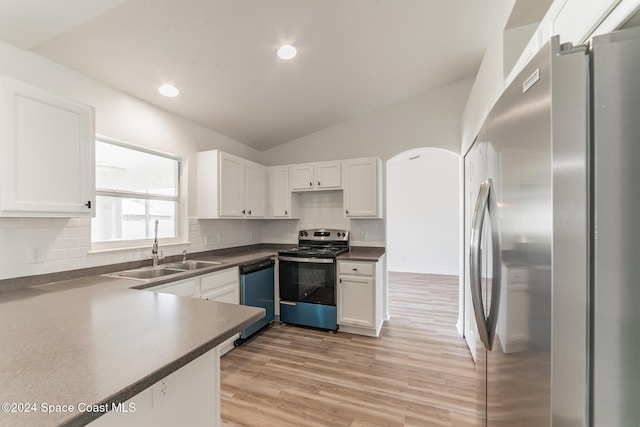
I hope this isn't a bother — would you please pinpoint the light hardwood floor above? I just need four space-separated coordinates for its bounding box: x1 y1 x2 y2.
220 272 482 426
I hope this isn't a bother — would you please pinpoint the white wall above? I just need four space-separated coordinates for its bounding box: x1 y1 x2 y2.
0 40 262 280
462 0 630 153
261 78 474 165
386 148 460 275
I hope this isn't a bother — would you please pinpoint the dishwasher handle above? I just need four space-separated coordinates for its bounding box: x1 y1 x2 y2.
239 258 275 275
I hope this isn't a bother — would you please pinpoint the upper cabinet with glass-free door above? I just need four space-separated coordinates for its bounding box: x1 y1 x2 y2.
343 157 382 218
0 76 94 217
197 150 265 218
290 161 341 191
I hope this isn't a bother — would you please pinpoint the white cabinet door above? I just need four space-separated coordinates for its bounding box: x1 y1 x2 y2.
218 152 244 217
244 160 265 218
315 161 341 189
201 282 238 304
89 347 220 427
200 268 240 355
0 76 94 217
338 275 375 328
197 150 265 219
268 166 292 218
338 259 384 337
343 157 382 218
290 161 341 191
290 164 315 190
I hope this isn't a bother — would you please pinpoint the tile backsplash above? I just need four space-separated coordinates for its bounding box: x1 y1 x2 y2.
0 217 95 280
0 191 384 281
262 191 385 246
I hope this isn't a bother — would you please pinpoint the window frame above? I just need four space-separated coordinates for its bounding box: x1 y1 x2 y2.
91 135 184 251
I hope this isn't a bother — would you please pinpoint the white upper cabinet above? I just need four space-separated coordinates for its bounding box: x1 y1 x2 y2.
218 152 244 217
343 157 382 218
197 150 266 218
315 161 341 189
267 166 298 218
290 161 341 191
0 76 94 217
244 159 266 217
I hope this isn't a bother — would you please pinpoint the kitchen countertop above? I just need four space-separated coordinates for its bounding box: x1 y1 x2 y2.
0 247 281 427
338 246 386 262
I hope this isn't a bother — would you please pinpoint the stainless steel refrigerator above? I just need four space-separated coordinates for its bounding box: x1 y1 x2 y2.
464 26 640 426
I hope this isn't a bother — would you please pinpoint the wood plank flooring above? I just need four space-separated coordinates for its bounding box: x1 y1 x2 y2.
220 272 482 426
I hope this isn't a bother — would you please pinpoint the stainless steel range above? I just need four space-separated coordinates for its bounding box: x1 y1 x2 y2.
278 229 349 331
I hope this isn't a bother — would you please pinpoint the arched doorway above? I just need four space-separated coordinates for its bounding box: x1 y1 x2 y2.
386 147 460 274
385 147 463 331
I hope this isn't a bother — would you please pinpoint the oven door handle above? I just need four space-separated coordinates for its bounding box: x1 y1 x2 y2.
278 256 335 264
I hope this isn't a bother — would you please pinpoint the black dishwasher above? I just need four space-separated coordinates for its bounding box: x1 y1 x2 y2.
235 258 275 345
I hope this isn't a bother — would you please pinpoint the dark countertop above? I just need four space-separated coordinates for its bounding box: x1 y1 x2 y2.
0 247 283 427
338 246 386 262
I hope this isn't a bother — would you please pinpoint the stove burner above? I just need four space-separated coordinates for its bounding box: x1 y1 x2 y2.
278 228 350 258
278 246 347 258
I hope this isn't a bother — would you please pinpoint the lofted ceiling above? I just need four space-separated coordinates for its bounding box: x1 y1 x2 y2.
0 0 545 151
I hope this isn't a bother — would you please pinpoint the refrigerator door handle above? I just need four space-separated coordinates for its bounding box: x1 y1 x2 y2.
469 178 501 351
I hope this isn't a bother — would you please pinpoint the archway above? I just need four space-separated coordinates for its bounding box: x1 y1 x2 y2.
386 147 460 275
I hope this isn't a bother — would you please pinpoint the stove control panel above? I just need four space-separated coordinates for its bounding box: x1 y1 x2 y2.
298 229 349 242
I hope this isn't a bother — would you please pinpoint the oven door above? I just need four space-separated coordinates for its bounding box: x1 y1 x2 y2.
278 256 336 306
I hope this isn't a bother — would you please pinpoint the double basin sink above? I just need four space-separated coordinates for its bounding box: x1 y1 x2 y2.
104 260 222 281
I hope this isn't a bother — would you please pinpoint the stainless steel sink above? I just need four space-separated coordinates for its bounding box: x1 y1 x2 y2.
103 260 222 282
105 267 184 281
164 260 222 270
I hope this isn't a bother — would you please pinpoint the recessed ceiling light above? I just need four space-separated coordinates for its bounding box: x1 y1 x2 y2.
158 84 179 97
277 45 297 60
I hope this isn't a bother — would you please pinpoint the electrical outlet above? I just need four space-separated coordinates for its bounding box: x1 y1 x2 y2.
28 246 44 264
152 378 170 408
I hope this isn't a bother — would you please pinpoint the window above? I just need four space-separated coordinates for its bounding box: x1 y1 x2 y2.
92 136 180 246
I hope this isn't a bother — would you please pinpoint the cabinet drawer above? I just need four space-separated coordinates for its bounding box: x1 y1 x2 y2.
338 261 374 276
151 279 198 297
200 268 239 293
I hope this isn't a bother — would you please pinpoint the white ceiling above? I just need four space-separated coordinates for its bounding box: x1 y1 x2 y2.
0 0 520 151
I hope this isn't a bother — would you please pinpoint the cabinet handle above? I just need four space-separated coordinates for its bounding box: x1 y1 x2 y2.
284 210 288 215
318 181 321 186
242 209 246 214
248 210 252 215
309 181 313 187
346 209 349 214
352 268 358 271
85 200 91 209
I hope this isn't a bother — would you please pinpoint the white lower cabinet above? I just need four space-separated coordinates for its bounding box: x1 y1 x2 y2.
148 278 198 297
337 257 384 337
89 347 220 427
199 268 240 355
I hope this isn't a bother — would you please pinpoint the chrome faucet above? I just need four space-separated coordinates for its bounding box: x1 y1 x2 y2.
151 219 163 267
182 250 188 262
